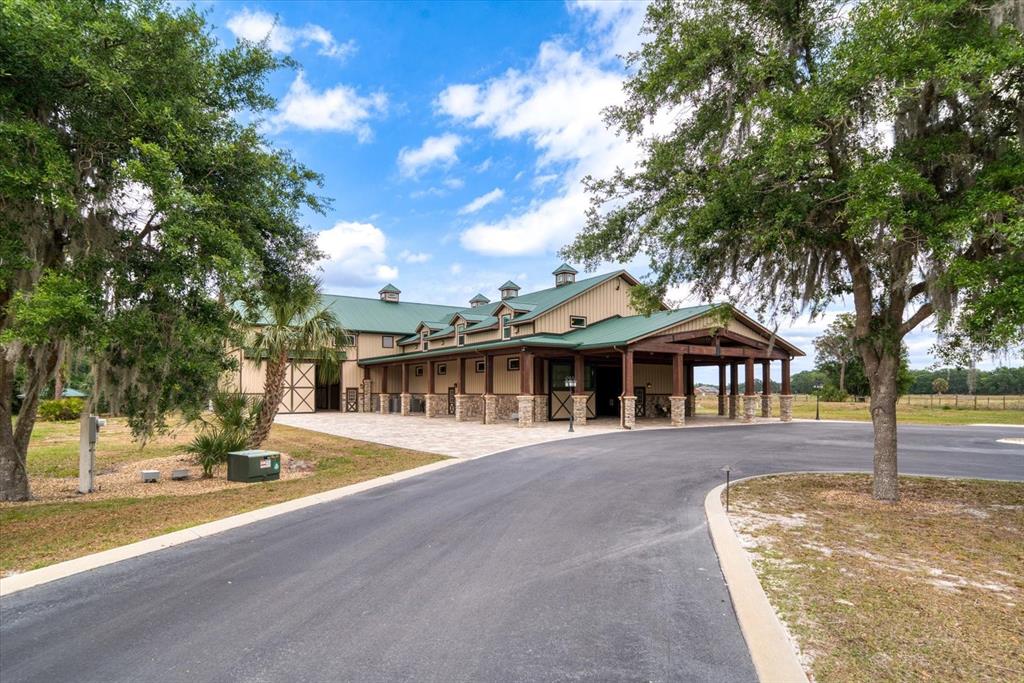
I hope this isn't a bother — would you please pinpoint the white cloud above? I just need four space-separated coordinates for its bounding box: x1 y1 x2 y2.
316 221 397 286
397 133 463 178
269 73 387 140
458 188 505 215
226 8 357 61
570 1 650 61
450 263 463 275
399 250 432 264
443 177 465 189
438 41 649 255
474 158 493 173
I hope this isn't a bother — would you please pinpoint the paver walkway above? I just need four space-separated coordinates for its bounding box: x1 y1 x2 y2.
274 411 762 458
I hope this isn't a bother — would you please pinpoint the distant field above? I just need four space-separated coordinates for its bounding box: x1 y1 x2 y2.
692 394 1023 425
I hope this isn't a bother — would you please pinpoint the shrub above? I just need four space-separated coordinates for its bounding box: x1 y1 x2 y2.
38 398 84 421
818 385 849 402
184 428 247 478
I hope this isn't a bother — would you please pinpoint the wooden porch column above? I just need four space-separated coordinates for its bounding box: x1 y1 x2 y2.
741 358 755 423
427 360 436 395
717 364 727 416
483 354 496 424
457 357 465 394
685 359 695 417
571 352 587 426
670 353 685 426
363 365 370 381
728 363 738 419
520 351 533 395
760 360 772 417
533 356 544 395
621 347 636 428
400 363 411 416
378 364 391 414
779 357 794 422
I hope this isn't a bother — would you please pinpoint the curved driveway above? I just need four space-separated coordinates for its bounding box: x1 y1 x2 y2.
2 422 1022 682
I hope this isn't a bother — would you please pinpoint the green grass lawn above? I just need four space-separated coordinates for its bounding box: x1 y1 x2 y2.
788 399 1023 425
729 474 1024 682
1 420 444 576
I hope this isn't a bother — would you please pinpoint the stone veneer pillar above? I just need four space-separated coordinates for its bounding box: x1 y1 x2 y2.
669 395 686 427
454 395 468 421
425 393 446 418
684 394 693 417
621 395 637 429
517 396 535 428
718 395 726 416
533 395 549 423
400 393 411 416
779 395 794 422
571 394 588 425
742 396 757 423
483 394 497 424
378 394 390 414
361 379 373 412
761 395 772 418
728 395 737 419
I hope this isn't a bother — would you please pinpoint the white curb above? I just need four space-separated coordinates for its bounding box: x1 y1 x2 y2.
0 458 461 597
704 482 809 683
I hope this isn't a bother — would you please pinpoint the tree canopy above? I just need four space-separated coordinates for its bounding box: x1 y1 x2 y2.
565 0 1024 500
0 0 324 500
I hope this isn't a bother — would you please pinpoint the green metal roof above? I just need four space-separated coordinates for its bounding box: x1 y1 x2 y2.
469 293 490 303
552 263 578 275
378 283 401 294
499 280 520 290
319 294 463 334
505 270 637 323
562 306 717 348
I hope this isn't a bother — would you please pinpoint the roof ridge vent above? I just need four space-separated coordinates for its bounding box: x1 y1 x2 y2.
553 263 577 286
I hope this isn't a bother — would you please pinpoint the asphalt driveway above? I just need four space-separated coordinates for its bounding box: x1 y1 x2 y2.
2 422 1022 682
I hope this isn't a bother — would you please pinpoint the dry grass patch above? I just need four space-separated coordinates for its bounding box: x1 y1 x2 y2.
728 474 1024 683
1 421 444 576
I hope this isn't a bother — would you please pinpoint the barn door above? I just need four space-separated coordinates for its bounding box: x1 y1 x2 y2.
345 388 359 412
447 387 456 415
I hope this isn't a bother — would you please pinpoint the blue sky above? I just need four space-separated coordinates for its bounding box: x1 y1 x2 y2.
199 1 1009 376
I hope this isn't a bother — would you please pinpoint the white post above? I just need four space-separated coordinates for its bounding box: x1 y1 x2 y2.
78 413 94 494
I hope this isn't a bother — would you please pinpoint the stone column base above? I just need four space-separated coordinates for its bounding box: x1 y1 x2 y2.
728 395 737 419
361 379 373 412
483 394 497 424
379 393 391 415
761 395 772 418
517 395 535 428
742 396 757 423
454 394 471 422
670 395 686 426
400 392 411 416
621 395 637 429
571 394 588 425
718 395 726 416
779 395 794 422
425 393 446 418
533 395 549 422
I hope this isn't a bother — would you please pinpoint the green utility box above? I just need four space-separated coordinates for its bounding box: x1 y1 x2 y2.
227 449 281 483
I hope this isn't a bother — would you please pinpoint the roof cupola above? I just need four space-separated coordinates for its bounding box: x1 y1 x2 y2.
378 283 401 303
469 293 491 308
499 280 520 300
553 263 578 287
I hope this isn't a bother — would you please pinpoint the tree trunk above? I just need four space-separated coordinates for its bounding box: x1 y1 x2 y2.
866 351 900 502
248 352 288 448
839 360 846 394
0 343 61 501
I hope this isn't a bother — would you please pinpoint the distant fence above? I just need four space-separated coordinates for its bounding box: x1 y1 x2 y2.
692 393 1024 411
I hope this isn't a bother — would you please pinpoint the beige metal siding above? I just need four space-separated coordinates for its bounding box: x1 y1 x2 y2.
634 363 673 393
531 275 636 334
464 361 486 393
492 354 518 394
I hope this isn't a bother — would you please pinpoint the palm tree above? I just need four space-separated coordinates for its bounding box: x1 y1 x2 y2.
245 279 348 448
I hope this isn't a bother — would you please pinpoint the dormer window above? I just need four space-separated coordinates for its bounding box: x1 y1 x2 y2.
456 322 466 346
501 313 512 340
379 283 401 302
419 329 428 351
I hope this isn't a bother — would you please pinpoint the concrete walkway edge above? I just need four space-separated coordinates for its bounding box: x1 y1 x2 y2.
704 481 810 683
0 458 463 597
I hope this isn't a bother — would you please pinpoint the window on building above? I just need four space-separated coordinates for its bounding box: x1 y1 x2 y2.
456 322 466 346
501 313 512 340
382 335 394 348
475 360 485 373
419 330 428 351
507 356 520 372
438 363 447 375
415 365 424 377
569 316 587 328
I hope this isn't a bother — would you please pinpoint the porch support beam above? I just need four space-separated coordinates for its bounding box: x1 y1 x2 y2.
760 360 772 417
729 363 738 419
670 353 685 426
780 357 793 422
742 358 755 423
718 364 727 416
630 340 788 359
621 347 636 429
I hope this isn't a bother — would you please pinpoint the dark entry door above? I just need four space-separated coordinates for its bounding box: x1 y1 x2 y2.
594 365 622 417
447 387 456 415
345 388 359 412
634 386 647 417
314 366 340 411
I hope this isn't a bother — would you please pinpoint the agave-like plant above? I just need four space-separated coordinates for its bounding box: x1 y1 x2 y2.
185 392 263 478
185 428 247 478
